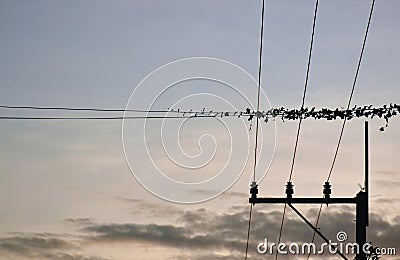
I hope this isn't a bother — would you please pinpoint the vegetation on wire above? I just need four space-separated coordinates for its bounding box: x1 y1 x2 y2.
245 104 400 131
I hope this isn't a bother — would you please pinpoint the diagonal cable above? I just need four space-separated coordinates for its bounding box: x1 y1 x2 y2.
253 0 266 183
307 0 376 259
275 0 319 259
245 0 266 259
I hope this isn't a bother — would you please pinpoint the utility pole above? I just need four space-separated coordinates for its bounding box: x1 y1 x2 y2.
249 121 370 260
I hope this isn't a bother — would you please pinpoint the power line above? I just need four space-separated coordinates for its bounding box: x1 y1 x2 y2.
253 0 265 183
276 0 319 258
307 0 376 258
0 105 243 116
327 0 376 182
275 203 287 260
0 104 398 124
0 105 164 112
245 0 266 259
289 0 319 182
0 105 207 114
0 115 214 120
244 204 253 260
0 105 248 120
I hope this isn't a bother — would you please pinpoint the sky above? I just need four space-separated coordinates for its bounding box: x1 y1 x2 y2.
0 0 399 259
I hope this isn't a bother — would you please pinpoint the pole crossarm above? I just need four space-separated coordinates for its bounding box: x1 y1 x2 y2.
249 197 357 205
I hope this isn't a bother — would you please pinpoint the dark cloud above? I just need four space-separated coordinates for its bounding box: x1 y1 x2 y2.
369 213 400 249
114 196 184 217
82 221 243 251
0 233 108 260
84 223 190 246
223 191 248 198
1 204 399 259
371 197 396 204
66 218 95 225
75 205 388 259
168 253 264 260
114 196 142 204
70 204 399 259
0 234 72 252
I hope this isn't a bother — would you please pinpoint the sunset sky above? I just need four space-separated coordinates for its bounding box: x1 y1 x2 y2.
0 1 399 259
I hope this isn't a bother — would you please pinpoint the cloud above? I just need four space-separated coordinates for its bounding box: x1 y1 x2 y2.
372 198 396 204
375 179 400 188
66 218 96 225
168 253 255 260
66 197 400 259
114 196 184 217
82 222 243 252
0 233 108 260
0 233 73 252
70 204 399 259
375 170 400 176
1 204 399 259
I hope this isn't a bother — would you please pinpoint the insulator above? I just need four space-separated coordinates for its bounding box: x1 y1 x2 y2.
323 181 332 199
250 181 258 200
285 181 294 198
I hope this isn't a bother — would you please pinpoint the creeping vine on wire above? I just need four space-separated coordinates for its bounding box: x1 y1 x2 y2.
244 104 399 131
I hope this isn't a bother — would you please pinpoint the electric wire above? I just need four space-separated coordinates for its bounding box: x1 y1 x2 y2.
327 0 376 182
0 115 212 120
0 105 247 120
289 0 319 183
307 1 376 258
253 0 265 185
244 204 253 260
253 0 265 184
275 203 287 260
275 1 319 259
245 0 266 259
0 105 167 113
0 105 223 115
1 104 398 122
